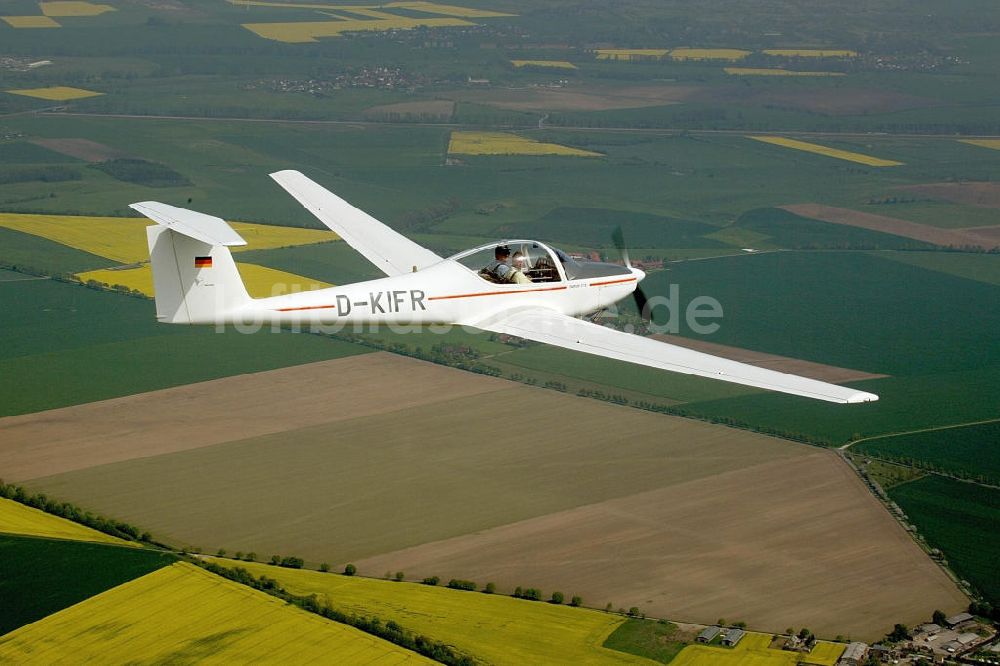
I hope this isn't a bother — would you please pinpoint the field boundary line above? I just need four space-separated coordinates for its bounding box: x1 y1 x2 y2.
839 417 1000 450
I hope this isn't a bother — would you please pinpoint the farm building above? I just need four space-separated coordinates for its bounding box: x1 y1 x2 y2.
837 642 868 666
721 629 745 647
695 626 720 643
945 612 974 628
916 622 941 635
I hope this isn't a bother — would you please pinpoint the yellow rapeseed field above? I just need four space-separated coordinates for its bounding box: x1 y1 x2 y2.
595 49 669 61
1 15 61 28
670 48 750 61
0 213 336 264
386 2 514 18
748 136 903 167
724 67 845 77
0 497 134 546
243 17 471 42
0 562 433 664
209 559 653 665
763 49 857 57
77 263 331 298
5 86 102 100
39 1 116 16
448 131 602 157
961 139 1000 151
672 632 844 666
511 59 578 69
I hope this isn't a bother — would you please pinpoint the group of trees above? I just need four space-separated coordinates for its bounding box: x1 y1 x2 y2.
0 480 152 544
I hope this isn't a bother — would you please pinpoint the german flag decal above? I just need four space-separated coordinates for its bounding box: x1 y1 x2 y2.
194 256 213 268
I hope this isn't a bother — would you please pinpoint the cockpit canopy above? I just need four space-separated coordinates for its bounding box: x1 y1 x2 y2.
449 240 631 283
450 240 567 282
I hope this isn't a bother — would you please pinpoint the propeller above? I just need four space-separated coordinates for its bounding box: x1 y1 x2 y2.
612 225 652 321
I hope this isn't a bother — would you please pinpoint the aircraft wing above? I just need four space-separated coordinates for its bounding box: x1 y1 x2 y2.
270 170 443 277
472 308 879 404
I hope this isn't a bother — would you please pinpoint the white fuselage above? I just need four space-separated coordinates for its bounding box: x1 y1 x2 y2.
221 260 642 327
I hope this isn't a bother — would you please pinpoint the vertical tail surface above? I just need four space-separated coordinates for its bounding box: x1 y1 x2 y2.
133 202 251 324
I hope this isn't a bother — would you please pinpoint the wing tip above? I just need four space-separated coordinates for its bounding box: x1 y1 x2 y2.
846 391 879 404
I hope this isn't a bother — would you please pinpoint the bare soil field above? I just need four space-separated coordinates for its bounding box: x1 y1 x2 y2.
24 385 808 563
783 203 998 248
11 351 963 639
364 100 455 121
652 335 887 383
29 138 129 162
897 182 1000 209
450 83 701 112
357 451 968 641
0 352 508 480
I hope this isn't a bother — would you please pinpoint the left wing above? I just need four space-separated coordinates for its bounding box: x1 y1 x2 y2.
472 308 879 404
271 170 442 277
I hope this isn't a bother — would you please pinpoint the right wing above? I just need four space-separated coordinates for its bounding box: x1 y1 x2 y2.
474 307 879 404
270 170 442 277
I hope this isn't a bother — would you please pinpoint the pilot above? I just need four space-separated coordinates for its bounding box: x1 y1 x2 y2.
510 251 532 284
483 244 515 283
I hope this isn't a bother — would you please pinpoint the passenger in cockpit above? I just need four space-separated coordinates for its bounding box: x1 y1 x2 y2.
511 251 532 284
482 244 514 283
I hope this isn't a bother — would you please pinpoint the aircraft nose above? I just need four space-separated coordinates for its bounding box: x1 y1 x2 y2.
631 266 646 282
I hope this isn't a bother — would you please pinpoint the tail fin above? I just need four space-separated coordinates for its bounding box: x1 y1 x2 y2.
132 202 251 324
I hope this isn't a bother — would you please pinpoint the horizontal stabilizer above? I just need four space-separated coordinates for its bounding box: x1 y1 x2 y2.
130 201 247 247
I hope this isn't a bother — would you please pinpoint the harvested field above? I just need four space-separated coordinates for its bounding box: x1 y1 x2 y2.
782 204 1000 248
651 335 887 383
356 451 968 641
30 138 127 162
669 48 750 61
39 1 115 16
76 262 331 298
1 16 60 28
763 49 857 57
243 18 472 43
6 87 101 101
724 68 845 77
0 562 431 664
0 212 337 265
748 136 902 167
449 83 700 111
448 131 601 157
0 353 502 481
385 2 513 18
511 60 577 69
961 139 1000 151
896 182 1000 209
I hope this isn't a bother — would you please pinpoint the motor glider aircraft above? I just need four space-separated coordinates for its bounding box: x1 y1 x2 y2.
133 170 878 404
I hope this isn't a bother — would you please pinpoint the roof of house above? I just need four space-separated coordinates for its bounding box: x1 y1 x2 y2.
841 642 868 660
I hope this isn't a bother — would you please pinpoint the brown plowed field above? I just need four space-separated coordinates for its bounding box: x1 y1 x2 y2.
8 352 965 640
30 138 129 162
0 352 507 480
783 203 998 248
357 451 967 641
448 84 700 111
652 335 887 383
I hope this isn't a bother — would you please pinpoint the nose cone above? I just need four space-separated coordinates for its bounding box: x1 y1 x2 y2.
630 266 646 283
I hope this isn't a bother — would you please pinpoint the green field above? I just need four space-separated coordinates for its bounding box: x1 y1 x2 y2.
0 278 369 416
889 476 1000 603
603 619 689 663
0 534 175 635
855 422 1000 484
